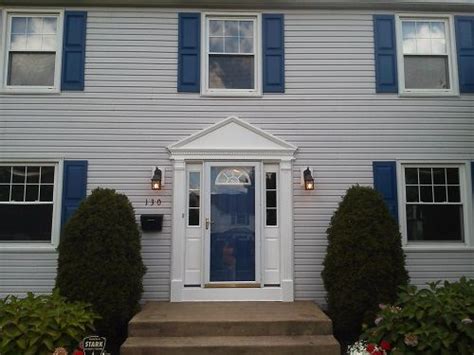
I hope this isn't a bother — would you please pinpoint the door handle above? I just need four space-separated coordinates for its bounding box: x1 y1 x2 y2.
205 218 214 230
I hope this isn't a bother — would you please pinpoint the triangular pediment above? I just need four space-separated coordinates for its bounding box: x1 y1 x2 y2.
168 116 297 159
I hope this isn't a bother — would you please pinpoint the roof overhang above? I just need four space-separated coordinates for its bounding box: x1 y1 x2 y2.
2 0 474 11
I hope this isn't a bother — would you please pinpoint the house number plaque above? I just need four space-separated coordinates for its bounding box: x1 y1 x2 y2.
145 198 161 206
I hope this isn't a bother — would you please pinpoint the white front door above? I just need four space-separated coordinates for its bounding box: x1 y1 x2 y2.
203 162 261 286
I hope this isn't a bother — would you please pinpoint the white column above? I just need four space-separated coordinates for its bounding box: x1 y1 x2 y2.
279 159 294 301
170 159 186 301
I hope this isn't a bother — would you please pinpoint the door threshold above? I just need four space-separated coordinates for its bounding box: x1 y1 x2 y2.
205 283 261 288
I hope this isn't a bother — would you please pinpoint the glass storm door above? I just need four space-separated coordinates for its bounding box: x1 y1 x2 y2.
208 165 257 283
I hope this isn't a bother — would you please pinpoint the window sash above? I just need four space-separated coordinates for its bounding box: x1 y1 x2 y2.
0 163 59 245
396 15 457 95
187 169 201 227
204 15 259 94
264 169 278 227
401 165 467 244
3 11 62 91
401 19 448 56
0 164 57 204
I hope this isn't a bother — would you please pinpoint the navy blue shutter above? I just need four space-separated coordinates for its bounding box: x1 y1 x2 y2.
373 161 399 222
373 15 398 93
61 160 88 228
178 13 201 92
61 11 87 91
262 14 285 93
455 16 474 93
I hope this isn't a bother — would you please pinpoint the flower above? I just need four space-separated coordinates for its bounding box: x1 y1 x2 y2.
347 340 370 355
379 304 387 310
380 340 391 351
53 348 68 355
374 317 383 325
372 351 382 355
366 343 376 352
461 318 472 324
404 334 418 347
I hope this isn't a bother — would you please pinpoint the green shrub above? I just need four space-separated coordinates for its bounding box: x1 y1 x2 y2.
56 188 146 353
0 290 97 355
321 185 409 337
362 277 474 354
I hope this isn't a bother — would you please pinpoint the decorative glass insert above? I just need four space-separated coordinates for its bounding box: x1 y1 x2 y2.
0 165 56 241
400 19 451 90
215 168 251 185
207 17 256 90
7 14 59 86
188 171 201 226
265 172 277 226
404 166 463 242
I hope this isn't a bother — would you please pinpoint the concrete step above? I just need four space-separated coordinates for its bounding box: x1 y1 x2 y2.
128 301 334 337
121 335 341 355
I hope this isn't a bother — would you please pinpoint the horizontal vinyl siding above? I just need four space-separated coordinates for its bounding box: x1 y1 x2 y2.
1 8 473 303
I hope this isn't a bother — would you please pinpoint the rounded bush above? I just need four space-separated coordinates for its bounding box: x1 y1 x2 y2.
56 188 146 353
321 185 409 337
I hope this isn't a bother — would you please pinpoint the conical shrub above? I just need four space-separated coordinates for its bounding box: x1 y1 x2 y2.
56 188 146 353
322 185 409 337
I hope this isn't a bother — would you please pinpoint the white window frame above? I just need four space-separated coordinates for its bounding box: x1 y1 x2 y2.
264 167 279 227
201 12 262 97
0 9 64 94
397 161 473 251
395 14 459 97
0 160 63 251
186 165 202 228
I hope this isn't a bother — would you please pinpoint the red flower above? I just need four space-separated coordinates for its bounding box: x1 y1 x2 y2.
373 351 383 355
380 340 391 351
367 343 376 352
72 350 84 355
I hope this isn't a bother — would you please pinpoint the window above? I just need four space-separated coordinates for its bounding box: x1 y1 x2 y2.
0 164 58 242
188 170 201 226
215 168 251 185
397 16 457 95
403 166 465 242
203 15 260 95
3 12 62 91
265 171 277 226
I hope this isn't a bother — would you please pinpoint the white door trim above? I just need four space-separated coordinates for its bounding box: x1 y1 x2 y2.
169 116 296 302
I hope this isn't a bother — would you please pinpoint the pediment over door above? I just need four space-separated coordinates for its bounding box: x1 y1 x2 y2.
167 116 297 160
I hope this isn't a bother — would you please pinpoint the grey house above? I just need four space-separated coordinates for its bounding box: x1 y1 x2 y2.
0 0 473 307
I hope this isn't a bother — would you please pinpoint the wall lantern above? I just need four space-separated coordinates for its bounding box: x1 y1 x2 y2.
151 167 162 190
303 167 315 190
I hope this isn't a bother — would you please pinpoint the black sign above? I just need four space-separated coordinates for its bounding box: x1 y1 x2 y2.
83 335 106 355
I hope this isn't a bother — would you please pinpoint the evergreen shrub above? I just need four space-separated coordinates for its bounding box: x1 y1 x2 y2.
322 185 409 337
56 188 146 353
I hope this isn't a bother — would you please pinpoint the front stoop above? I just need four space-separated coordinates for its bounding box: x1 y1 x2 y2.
120 301 340 355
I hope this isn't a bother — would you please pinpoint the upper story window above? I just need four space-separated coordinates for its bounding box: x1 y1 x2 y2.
203 14 260 96
396 16 458 96
402 165 466 243
0 164 59 243
3 11 63 93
